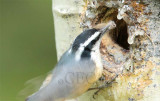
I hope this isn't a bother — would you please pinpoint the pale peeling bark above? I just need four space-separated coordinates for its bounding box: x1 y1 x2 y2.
52 0 160 101
52 0 84 59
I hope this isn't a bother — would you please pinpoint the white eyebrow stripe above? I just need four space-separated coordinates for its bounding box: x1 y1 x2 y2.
82 32 100 47
75 31 100 61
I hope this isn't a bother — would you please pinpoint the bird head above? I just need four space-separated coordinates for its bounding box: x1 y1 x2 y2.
70 21 116 61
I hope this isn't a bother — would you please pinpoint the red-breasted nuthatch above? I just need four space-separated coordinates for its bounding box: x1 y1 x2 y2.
26 21 116 101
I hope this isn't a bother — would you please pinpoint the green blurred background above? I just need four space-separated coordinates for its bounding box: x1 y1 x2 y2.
0 0 57 101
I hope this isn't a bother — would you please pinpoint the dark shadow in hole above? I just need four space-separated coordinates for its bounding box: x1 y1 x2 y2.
110 19 130 50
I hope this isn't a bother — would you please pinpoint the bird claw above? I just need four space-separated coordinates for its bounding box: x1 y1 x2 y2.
90 75 118 99
93 89 101 99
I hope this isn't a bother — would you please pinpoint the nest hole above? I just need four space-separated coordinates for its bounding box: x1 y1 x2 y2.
95 6 130 50
110 19 130 50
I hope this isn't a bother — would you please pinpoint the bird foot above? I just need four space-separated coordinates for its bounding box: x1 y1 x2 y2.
88 74 118 99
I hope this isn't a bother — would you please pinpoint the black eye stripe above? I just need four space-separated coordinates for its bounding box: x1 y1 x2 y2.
72 28 98 52
81 49 91 58
81 33 101 59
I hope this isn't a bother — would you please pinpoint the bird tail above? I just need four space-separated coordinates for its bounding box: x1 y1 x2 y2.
25 93 39 101
26 93 65 101
25 73 53 101
25 87 57 101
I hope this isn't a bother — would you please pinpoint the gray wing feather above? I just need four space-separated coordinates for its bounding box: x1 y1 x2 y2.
26 52 96 101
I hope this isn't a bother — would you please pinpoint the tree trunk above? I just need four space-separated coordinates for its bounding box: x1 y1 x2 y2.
52 0 160 101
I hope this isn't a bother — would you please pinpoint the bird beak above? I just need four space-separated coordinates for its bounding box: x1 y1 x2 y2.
99 21 116 35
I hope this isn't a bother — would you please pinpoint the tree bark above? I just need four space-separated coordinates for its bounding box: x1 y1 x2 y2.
52 0 160 101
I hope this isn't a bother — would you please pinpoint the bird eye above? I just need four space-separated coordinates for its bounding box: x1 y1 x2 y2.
85 47 91 52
